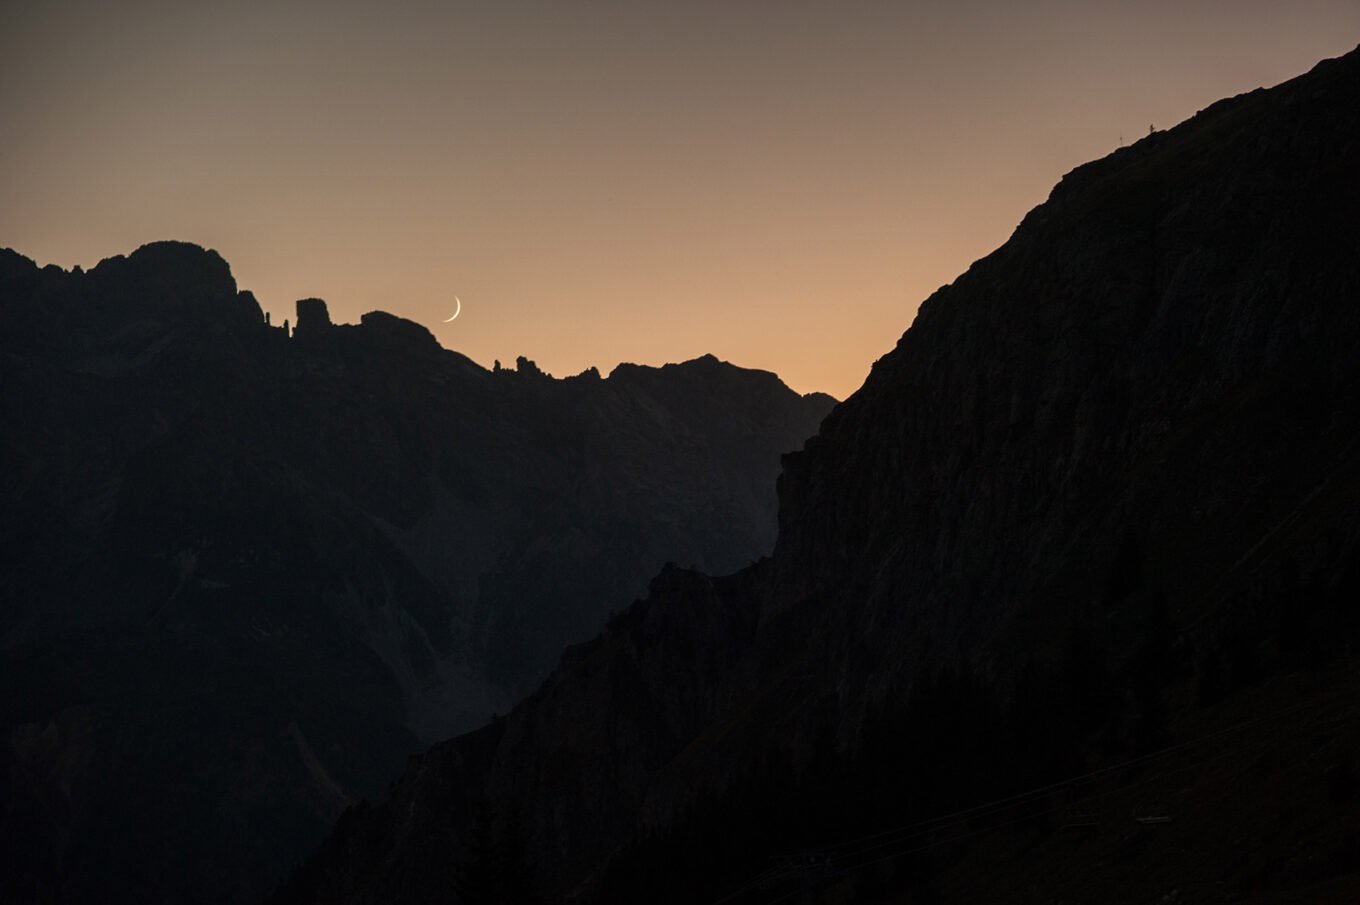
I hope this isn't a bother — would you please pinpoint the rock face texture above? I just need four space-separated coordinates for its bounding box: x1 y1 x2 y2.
0 245 833 905
276 48 1360 904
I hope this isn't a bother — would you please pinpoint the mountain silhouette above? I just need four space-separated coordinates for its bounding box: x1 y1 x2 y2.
274 46 1360 904
0 245 832 905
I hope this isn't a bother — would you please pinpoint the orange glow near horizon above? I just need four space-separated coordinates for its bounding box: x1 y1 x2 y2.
3 3 1358 398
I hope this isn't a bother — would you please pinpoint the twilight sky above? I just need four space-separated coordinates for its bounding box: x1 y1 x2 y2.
3 2 1357 398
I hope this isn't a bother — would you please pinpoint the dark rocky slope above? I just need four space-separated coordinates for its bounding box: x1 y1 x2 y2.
276 46 1360 904
0 248 832 905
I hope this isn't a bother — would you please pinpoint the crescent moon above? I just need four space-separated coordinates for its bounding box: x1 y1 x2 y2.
442 296 462 323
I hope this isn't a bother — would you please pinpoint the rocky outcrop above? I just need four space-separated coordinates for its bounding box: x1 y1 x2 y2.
292 297 332 336
0 249 832 905
275 46 1360 904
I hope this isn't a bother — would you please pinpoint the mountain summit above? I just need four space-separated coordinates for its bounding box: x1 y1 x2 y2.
278 46 1360 904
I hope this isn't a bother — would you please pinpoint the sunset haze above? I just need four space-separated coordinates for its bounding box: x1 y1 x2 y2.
4 0 1358 397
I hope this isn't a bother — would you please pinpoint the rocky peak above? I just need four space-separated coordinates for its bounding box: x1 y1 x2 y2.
355 309 440 355
514 354 546 376
0 247 37 286
90 240 238 307
293 297 333 337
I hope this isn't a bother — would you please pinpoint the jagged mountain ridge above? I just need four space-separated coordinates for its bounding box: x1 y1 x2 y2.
0 245 833 905
276 46 1360 904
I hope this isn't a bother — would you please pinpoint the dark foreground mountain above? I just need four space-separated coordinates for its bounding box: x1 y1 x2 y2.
277 47 1360 904
0 250 833 905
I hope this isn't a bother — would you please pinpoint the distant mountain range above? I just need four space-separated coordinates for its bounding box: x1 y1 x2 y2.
0 244 833 905
275 46 1360 904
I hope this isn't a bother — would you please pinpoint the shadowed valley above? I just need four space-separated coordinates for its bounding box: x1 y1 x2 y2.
276 46 1360 905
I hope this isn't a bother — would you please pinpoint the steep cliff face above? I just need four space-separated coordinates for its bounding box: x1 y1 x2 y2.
276 47 1360 904
0 246 832 905
767 40 1360 703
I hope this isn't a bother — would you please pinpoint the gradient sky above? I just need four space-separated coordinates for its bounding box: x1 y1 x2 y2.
3 2 1358 398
